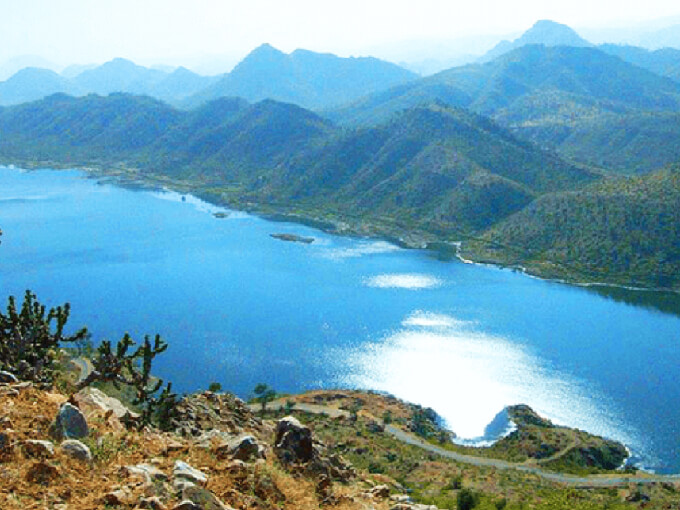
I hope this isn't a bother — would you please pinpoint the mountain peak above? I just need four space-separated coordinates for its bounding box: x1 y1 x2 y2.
517 20 590 47
248 43 285 58
480 19 591 62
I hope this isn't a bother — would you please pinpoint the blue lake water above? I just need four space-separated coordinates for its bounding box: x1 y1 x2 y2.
1 166 680 473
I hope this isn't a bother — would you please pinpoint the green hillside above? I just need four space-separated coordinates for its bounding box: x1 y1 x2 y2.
515 111 680 173
329 45 680 174
463 167 680 289
2 93 679 290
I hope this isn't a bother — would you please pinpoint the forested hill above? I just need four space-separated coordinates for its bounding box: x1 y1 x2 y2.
1 92 679 290
0 94 593 236
328 45 680 174
463 167 680 289
329 45 680 127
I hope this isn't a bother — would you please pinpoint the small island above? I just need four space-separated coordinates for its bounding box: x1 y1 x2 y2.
270 233 315 244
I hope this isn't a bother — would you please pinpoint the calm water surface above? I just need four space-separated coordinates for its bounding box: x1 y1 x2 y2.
1 167 679 473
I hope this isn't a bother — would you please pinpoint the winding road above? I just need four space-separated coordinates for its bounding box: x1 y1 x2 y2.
257 400 680 488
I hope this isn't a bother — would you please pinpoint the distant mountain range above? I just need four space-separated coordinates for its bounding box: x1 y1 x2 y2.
329 40 680 173
183 44 417 110
0 47 416 110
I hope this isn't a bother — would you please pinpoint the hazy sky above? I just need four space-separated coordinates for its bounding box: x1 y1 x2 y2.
2 0 680 70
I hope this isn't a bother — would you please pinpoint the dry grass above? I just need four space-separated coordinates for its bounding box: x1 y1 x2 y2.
0 386 391 510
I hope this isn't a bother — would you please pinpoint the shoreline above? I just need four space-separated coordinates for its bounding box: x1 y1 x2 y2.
2 161 678 298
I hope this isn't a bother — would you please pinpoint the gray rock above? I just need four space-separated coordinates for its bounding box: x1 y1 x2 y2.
123 463 169 483
182 486 230 510
173 460 207 485
173 478 196 493
73 387 139 421
22 439 55 458
219 435 265 462
274 416 313 463
52 403 88 439
0 371 18 383
60 439 92 462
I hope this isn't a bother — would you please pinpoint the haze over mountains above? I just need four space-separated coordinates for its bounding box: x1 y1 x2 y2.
1 18 680 289
0 47 416 110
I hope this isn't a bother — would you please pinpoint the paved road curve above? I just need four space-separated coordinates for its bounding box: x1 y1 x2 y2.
257 400 680 487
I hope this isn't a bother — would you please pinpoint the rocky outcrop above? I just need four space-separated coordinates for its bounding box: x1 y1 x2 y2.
274 416 314 463
167 392 266 438
273 416 355 481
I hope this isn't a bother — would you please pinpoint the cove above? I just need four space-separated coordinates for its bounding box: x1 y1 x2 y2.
1 166 680 473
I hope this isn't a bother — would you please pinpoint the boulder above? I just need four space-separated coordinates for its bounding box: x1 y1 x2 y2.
216 435 266 462
73 387 138 421
173 460 208 485
60 439 92 462
182 486 231 510
368 484 390 499
0 371 18 383
52 403 88 439
22 439 55 458
274 416 313 463
123 463 169 484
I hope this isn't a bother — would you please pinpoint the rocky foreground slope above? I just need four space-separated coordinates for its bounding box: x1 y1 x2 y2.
2 376 679 510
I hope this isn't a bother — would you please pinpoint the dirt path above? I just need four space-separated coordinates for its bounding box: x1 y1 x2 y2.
255 400 680 487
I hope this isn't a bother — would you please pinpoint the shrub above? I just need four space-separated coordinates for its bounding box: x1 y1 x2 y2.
457 488 479 510
0 290 88 384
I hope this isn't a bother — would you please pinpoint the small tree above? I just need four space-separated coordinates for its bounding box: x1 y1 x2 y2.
284 399 296 414
253 383 276 413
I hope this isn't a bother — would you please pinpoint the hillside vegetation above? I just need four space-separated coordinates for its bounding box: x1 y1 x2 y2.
1 92 679 290
0 95 595 238
328 44 680 174
463 167 680 288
